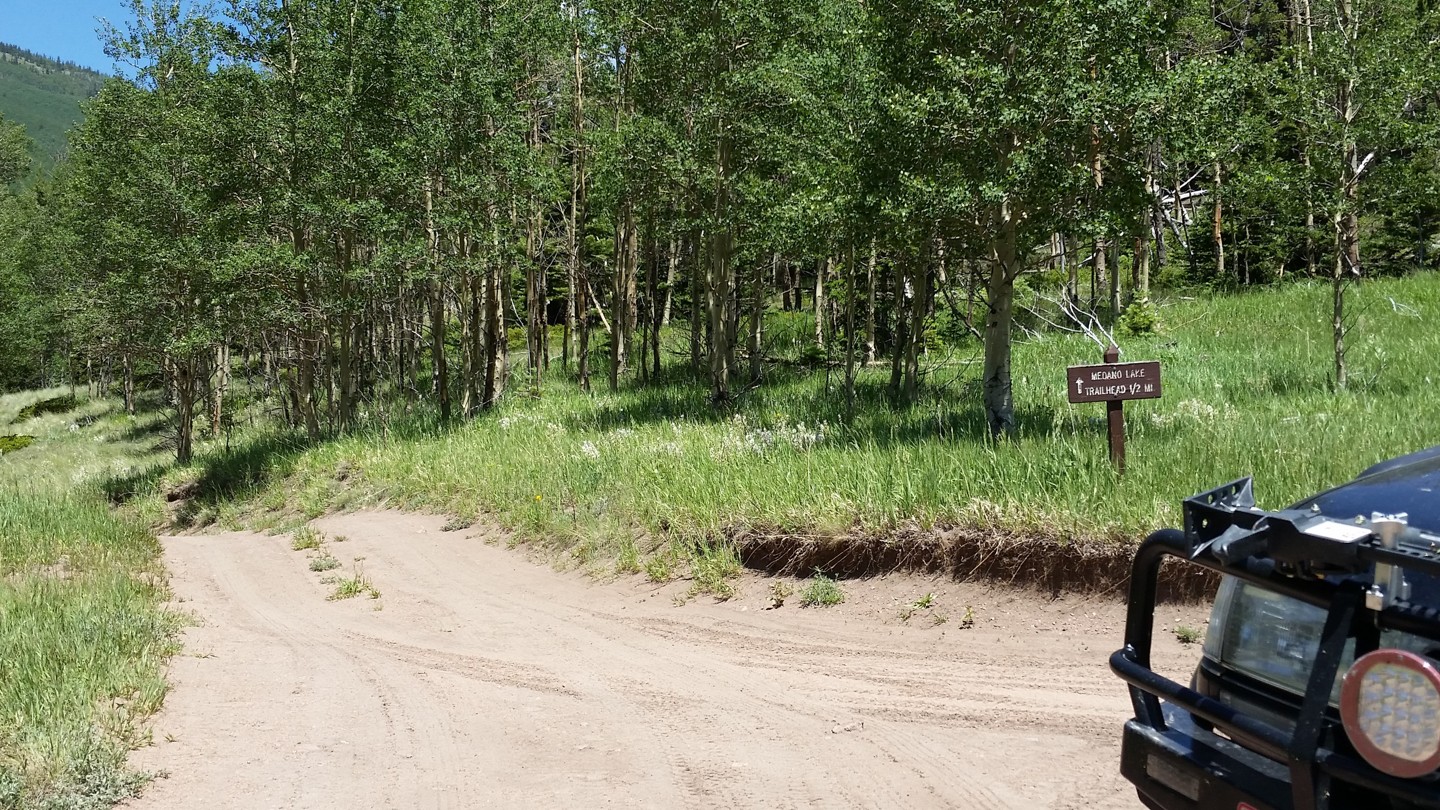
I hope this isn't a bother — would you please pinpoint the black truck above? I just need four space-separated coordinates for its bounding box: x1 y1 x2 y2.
1112 445 1440 810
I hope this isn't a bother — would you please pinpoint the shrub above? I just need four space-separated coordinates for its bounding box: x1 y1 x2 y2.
688 543 741 599
290 527 322 551
1175 625 1202 645
309 554 340 572
0 435 34 454
327 566 379 600
1118 299 1160 335
643 555 672 583
799 573 844 607
12 395 77 423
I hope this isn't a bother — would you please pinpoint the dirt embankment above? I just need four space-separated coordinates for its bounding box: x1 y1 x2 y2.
734 523 1216 602
129 512 1207 809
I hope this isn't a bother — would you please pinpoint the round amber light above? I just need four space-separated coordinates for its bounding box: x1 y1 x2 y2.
1341 649 1440 779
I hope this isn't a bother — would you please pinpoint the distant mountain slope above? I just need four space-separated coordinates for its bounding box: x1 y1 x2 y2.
0 43 108 176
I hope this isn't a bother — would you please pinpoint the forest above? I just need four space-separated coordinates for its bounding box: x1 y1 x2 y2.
2 2 1440 804
0 0 1438 464
0 44 107 175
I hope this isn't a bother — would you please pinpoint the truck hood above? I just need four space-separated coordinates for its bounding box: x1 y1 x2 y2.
1291 446 1440 534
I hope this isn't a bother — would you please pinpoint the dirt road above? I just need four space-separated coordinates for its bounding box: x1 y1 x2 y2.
129 512 1206 809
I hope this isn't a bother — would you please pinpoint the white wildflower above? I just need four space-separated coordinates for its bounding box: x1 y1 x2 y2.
711 417 828 458
1150 399 1226 428
580 441 600 460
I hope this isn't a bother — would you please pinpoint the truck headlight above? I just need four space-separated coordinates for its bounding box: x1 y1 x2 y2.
1341 649 1440 778
1209 578 1349 700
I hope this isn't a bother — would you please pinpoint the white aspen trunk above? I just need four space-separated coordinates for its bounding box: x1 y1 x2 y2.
843 243 858 421
864 237 877 365
1213 161 1226 281
707 133 734 403
749 252 773 382
662 236 678 326
1333 0 1359 390
122 353 136 416
212 342 229 439
425 176 450 420
814 257 828 350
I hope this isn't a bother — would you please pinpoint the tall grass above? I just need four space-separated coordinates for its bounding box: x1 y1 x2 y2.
0 277 1420 801
230 279 1429 525
140 276 1440 586
0 390 178 809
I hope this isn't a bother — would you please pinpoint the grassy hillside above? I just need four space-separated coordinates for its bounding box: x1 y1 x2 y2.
0 44 107 176
117 273 1440 594
0 390 177 808
0 274 1434 800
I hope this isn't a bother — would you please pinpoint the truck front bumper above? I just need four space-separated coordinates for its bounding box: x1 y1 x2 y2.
1114 527 1440 810
1121 705 1291 810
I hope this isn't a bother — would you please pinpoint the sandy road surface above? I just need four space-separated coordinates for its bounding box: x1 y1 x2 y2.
129 512 1207 809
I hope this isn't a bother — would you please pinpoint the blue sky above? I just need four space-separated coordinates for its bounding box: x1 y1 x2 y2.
0 1 138 73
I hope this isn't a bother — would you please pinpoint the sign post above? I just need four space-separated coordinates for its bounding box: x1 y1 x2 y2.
1066 346 1162 473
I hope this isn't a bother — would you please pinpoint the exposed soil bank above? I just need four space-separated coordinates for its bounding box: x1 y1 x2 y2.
735 525 1217 603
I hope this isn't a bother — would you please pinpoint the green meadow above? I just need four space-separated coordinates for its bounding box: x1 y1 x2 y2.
129 275 1440 579
0 391 177 809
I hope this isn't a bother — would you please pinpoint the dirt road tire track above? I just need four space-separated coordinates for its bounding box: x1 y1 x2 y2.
127 512 1205 809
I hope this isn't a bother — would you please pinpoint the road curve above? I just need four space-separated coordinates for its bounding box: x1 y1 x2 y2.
126 511 1205 809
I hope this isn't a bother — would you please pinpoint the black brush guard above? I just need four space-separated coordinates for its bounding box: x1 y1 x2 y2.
1111 479 1440 810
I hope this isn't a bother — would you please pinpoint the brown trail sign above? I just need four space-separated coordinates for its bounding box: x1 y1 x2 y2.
1066 346 1163 473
